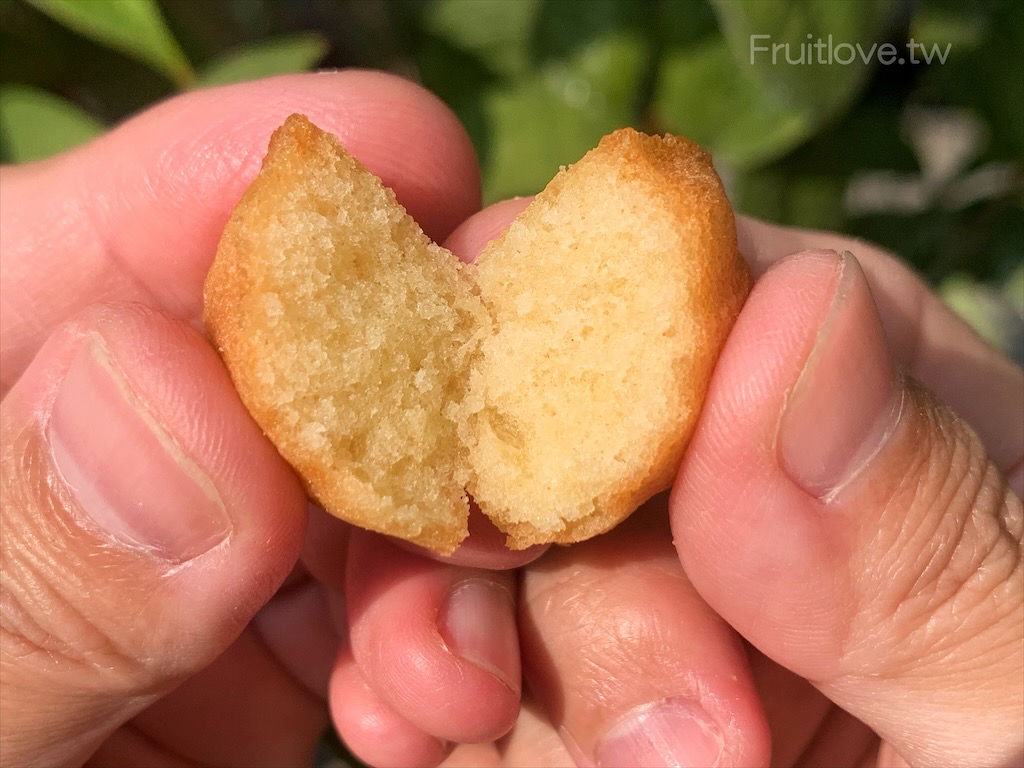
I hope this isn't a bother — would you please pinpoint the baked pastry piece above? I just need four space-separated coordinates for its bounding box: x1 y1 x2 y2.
205 115 749 554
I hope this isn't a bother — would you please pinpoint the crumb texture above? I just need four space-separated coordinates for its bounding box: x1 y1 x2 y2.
205 115 484 553
206 118 749 554
466 129 748 547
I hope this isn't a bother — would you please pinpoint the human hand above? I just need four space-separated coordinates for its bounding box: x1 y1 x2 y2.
0 71 534 767
437 206 1023 768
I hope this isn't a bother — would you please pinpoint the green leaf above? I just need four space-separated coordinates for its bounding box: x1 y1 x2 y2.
731 167 848 232
198 33 329 87
0 85 104 162
940 273 1024 362
917 2 1024 161
654 36 811 169
712 0 891 115
423 0 541 77
421 0 653 202
479 0 652 201
730 100 917 231
655 0 892 170
1003 263 1024 319
481 64 627 202
25 0 194 88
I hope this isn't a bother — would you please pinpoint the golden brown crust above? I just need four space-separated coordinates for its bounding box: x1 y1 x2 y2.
605 126 751 505
205 117 748 554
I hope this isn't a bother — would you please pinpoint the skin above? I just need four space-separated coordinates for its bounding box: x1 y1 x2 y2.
2 71 1021 768
0 71 536 768
436 205 1024 768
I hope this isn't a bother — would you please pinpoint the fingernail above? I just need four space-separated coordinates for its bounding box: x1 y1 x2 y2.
440 577 520 692
779 252 903 499
594 698 724 768
48 335 231 561
1007 460 1023 500
560 726 597 768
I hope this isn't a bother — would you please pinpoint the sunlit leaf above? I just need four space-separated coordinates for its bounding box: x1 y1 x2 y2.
940 273 1024 362
655 36 810 170
918 1 1024 161
1003 263 1024 319
25 0 194 87
423 0 541 77
198 33 329 86
423 0 652 202
656 0 891 170
0 84 104 162
712 0 891 116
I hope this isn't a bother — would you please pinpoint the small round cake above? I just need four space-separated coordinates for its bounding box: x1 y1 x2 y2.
205 115 749 554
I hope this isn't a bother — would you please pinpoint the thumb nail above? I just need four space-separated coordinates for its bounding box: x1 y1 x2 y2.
594 698 724 768
48 335 231 561
779 252 903 500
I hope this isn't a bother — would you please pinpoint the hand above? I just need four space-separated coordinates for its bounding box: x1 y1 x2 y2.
438 207 1023 768
0 71 534 767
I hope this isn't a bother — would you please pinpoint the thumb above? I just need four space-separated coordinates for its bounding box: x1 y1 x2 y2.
0 304 306 766
672 250 1023 767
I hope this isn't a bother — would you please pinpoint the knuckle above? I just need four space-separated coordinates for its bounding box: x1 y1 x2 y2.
1 424 157 693
523 561 699 703
851 386 1023 677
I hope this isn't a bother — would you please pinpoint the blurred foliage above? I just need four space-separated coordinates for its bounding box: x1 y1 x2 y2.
0 2 1020 761
0 0 1020 323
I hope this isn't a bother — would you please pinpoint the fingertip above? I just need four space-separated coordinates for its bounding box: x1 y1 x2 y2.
444 196 534 262
9 302 307 580
79 303 308 572
673 247 1024 766
520 499 771 768
346 532 521 743
330 650 449 768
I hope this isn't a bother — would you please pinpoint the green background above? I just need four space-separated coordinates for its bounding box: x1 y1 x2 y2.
1 1 1020 763
2 0 1021 364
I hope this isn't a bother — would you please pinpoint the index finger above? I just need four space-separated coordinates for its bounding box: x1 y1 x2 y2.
0 71 481 394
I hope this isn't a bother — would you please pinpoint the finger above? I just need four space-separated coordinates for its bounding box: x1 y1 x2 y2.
0 71 481 393
330 644 449 768
444 197 534 264
673 250 1023 767
91 622 328 768
747 649 835 766
520 496 770 768
310 513 452 768
346 530 521 743
92 567 337 766
0 303 308 766
737 216 1024 485
441 699 576 768
442 741 503 768
250 564 339 700
499 701 577 768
